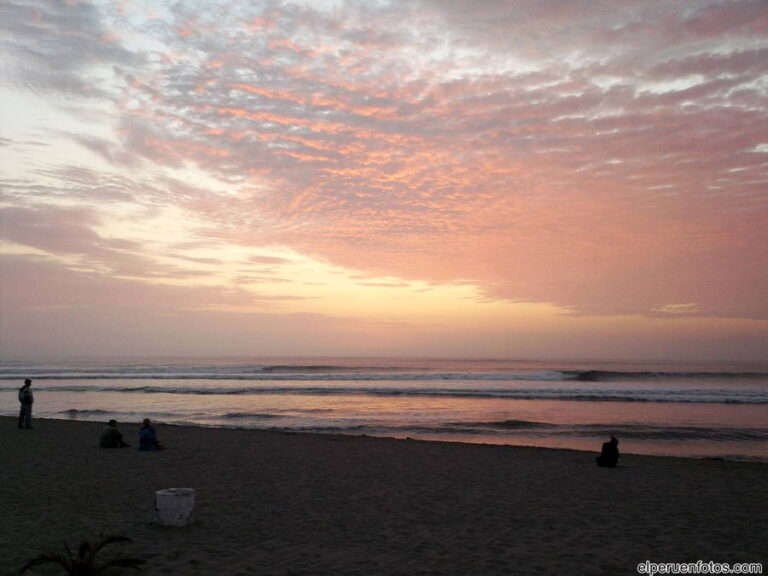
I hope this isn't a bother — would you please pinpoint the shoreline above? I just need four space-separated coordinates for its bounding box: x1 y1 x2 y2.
10 414 767 464
155 419 768 464
2 416 765 575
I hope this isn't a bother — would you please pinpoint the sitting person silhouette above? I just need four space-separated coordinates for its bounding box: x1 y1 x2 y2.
138 418 165 451
596 436 620 467
100 419 130 448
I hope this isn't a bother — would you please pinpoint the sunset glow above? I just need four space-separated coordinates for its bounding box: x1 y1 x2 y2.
1 0 766 360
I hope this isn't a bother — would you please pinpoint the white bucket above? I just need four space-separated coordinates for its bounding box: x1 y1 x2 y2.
154 488 196 526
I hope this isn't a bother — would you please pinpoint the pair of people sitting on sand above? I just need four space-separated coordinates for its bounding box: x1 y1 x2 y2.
99 418 164 450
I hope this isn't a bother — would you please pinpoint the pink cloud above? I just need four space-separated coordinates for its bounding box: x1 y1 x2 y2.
2 0 767 337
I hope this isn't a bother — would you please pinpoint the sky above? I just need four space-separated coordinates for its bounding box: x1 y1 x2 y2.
1 0 767 361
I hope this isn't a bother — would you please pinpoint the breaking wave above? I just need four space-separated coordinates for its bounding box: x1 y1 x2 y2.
5 382 764 404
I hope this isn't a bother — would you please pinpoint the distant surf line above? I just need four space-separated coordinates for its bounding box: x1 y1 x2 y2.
3 383 765 404
0 369 766 381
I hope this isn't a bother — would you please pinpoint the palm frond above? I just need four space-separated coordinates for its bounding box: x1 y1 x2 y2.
20 535 145 575
63 541 75 564
91 536 133 558
78 540 93 564
94 557 146 574
20 551 72 573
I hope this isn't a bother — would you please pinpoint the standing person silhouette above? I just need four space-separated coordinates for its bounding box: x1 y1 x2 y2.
18 379 34 429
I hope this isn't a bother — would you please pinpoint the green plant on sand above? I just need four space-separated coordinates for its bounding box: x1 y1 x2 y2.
20 535 145 575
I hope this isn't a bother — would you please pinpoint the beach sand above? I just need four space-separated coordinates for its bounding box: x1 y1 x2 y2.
2 417 765 576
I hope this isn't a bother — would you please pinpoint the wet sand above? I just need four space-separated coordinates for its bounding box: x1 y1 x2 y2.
2 417 765 575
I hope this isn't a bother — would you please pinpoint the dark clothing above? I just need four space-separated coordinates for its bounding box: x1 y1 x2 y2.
18 404 32 429
18 385 33 429
596 438 620 467
139 425 161 451
100 426 129 448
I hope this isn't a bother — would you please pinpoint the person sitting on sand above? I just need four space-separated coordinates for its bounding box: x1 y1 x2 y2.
596 436 620 467
100 419 130 448
138 418 165 451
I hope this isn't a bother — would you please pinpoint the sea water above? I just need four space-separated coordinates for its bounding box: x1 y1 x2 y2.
1 357 766 461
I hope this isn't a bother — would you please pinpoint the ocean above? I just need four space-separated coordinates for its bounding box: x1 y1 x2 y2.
2 357 767 462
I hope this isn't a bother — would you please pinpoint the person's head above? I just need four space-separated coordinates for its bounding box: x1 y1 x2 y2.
610 436 619 445
108 419 118 428
143 418 151 427
24 378 31 387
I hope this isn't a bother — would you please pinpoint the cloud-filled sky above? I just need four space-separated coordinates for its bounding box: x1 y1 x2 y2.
1 0 767 361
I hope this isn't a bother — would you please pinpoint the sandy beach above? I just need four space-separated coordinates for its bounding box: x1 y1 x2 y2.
2 416 765 576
